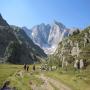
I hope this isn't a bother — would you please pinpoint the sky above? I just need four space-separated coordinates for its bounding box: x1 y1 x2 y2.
0 0 90 29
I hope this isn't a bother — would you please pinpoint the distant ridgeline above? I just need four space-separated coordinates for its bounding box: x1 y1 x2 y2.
0 14 47 64
48 26 90 69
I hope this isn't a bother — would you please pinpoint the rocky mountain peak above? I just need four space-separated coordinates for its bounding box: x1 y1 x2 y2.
53 20 66 29
23 21 69 54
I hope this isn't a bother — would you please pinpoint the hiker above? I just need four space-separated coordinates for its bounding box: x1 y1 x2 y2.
27 65 29 72
84 59 87 69
80 59 84 69
77 60 80 69
23 64 27 71
33 64 35 71
1 80 11 90
74 60 80 70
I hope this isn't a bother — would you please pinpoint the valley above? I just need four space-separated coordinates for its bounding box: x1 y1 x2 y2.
0 14 90 90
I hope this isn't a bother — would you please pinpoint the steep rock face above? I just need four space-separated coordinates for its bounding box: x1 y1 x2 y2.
23 21 69 54
0 15 46 64
23 23 51 47
48 21 68 46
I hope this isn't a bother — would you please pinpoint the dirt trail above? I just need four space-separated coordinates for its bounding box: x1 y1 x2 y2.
30 74 53 90
31 73 72 90
7 70 72 90
40 74 71 90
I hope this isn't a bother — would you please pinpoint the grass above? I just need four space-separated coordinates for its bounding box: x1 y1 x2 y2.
0 64 90 90
0 64 43 90
0 64 22 86
8 73 31 90
45 68 90 90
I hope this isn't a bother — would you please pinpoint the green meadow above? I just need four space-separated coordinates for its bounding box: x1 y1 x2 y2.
45 68 90 90
0 64 90 90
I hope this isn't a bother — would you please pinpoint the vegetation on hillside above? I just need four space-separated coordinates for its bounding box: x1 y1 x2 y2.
47 26 90 68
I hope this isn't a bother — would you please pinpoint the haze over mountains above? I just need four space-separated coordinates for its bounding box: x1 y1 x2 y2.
23 21 70 54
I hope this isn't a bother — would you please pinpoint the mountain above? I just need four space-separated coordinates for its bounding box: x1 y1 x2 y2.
0 14 46 64
23 23 51 47
23 21 69 54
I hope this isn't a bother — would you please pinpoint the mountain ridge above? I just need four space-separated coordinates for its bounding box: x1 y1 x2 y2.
0 14 46 64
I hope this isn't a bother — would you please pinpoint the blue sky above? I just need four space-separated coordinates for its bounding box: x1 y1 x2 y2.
0 0 90 29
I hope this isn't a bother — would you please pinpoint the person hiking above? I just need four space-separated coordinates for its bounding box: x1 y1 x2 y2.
26 65 29 72
0 80 11 90
77 60 80 69
23 64 27 71
33 64 35 71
